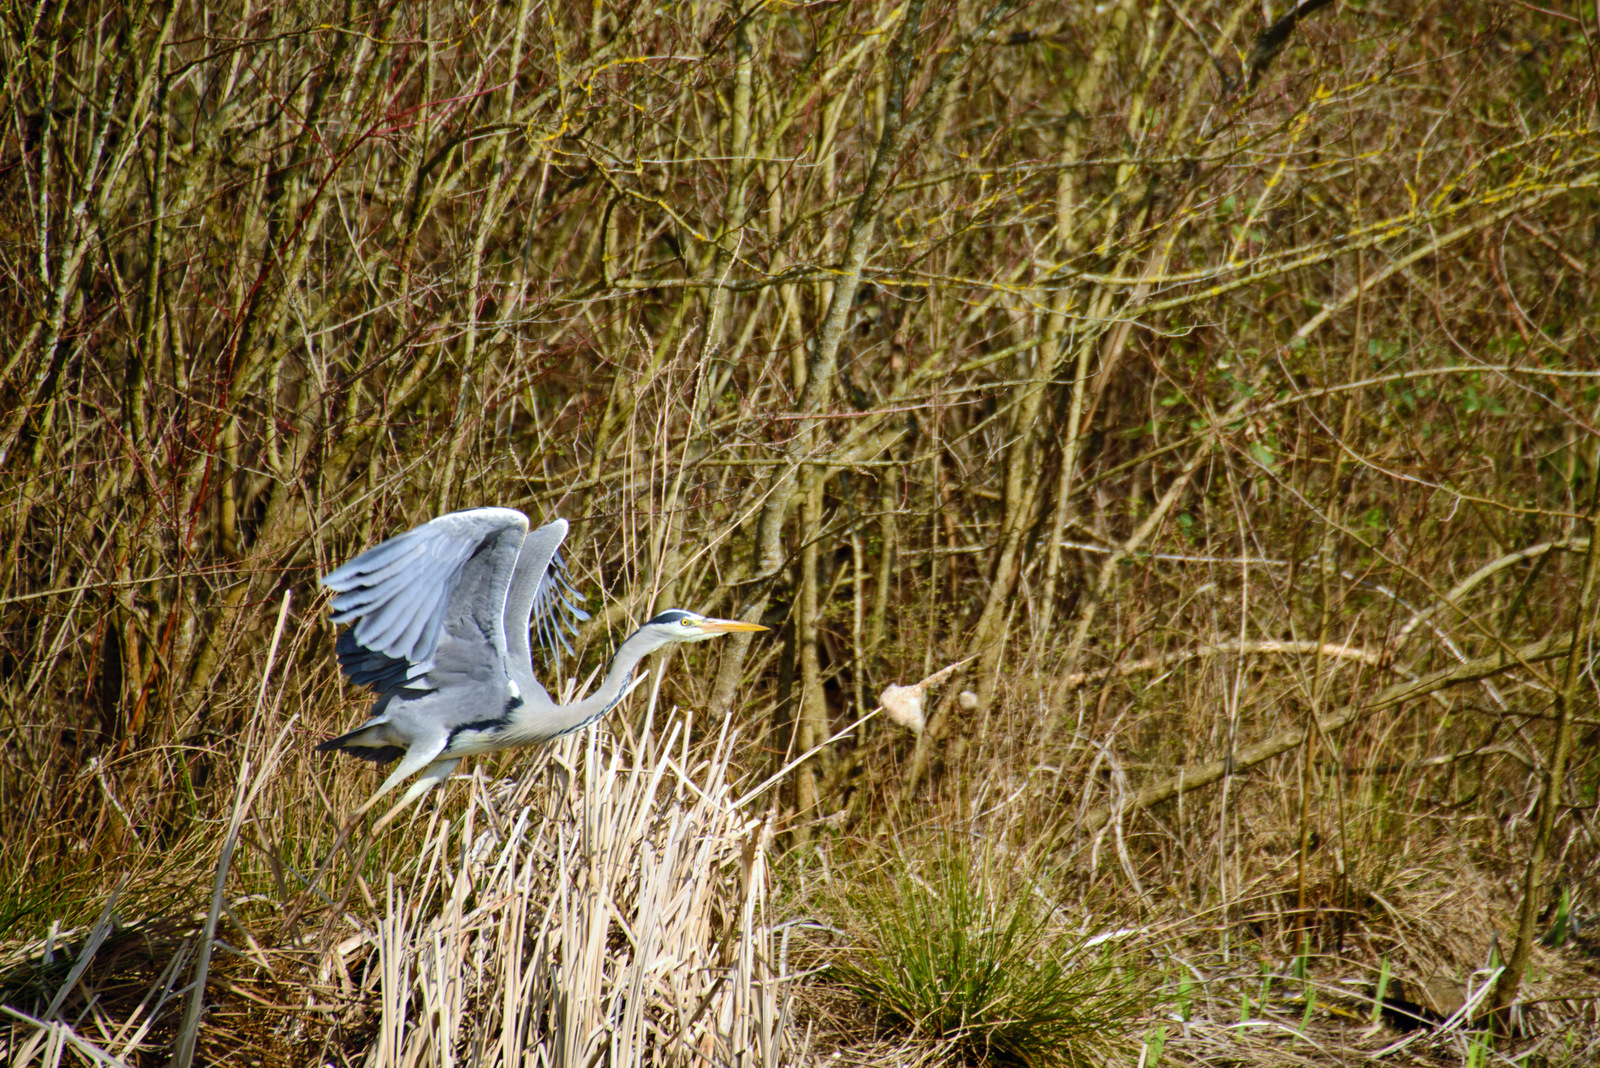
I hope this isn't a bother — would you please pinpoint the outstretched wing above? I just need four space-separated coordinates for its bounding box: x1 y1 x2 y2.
322 508 530 692
504 518 591 675
535 548 589 656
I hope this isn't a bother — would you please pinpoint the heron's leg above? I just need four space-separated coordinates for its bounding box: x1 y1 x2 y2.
370 757 460 835
353 738 448 818
284 741 448 939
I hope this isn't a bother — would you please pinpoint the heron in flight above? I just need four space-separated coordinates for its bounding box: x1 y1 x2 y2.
317 507 766 829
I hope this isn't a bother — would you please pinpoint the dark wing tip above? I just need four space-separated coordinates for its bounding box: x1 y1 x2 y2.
317 740 405 763
335 629 421 693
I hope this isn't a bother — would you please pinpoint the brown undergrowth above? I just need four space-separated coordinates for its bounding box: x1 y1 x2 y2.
4 0 1600 1063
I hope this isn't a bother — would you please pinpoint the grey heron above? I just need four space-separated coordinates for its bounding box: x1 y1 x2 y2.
317 507 766 829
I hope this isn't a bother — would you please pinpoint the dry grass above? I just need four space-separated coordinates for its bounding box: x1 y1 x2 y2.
3 671 801 1066
335 719 796 1068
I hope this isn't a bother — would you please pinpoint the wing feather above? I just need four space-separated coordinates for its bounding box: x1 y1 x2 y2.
325 543 431 615
504 519 592 676
358 575 433 652
534 548 591 657
379 580 441 663
329 539 427 587
321 507 530 693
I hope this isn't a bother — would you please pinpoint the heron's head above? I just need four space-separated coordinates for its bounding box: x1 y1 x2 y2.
637 609 767 649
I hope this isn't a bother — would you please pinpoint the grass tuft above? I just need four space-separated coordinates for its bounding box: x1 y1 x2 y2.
827 841 1151 1067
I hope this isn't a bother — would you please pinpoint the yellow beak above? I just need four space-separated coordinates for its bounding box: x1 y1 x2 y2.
700 618 769 633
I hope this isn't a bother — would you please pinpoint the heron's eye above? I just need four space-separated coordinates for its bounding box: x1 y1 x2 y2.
680 618 694 627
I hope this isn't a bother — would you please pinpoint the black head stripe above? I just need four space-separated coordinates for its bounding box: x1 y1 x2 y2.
645 609 695 626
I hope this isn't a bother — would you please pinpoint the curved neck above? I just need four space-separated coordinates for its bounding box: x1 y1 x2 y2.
562 626 664 723
501 625 671 746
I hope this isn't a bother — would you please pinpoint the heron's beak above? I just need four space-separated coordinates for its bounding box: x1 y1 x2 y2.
700 618 769 633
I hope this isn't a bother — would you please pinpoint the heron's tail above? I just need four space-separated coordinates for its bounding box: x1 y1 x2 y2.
316 722 404 764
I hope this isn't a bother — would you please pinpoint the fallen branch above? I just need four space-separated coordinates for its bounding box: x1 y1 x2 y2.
1394 539 1586 649
1060 639 1382 690
1077 634 1572 834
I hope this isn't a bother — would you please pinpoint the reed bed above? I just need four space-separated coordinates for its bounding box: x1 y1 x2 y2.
4 703 800 1066
347 716 794 1068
